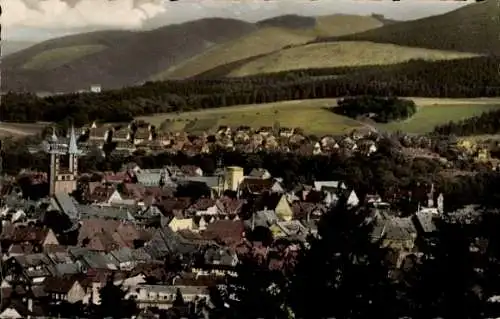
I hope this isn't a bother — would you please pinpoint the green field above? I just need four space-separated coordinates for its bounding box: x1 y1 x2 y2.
136 98 500 136
380 103 500 133
154 14 386 80
22 45 107 70
228 42 480 77
138 99 363 136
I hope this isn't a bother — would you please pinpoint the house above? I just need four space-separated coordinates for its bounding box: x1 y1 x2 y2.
111 128 131 142
279 127 294 138
187 198 217 217
257 127 273 136
248 168 272 180
44 276 86 304
215 197 245 217
357 139 378 156
4 254 52 284
291 202 326 221
239 178 284 196
456 139 476 154
168 217 196 232
77 219 148 252
108 247 147 271
0 304 26 319
180 165 203 177
372 217 418 252
157 198 191 218
475 148 490 162
202 220 244 245
1 226 59 255
314 181 346 192
125 285 210 310
200 247 239 275
346 190 360 207
351 127 374 140
133 128 152 145
216 126 231 135
413 210 438 236
320 135 339 150
270 221 308 241
135 170 165 187
253 193 293 222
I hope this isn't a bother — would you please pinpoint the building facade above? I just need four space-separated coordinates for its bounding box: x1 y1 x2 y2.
47 126 81 195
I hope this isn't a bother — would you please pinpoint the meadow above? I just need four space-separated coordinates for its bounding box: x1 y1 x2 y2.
227 42 480 77
22 44 107 70
136 98 500 136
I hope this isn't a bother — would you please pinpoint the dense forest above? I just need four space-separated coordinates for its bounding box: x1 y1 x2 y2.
335 96 416 123
434 108 500 136
2 56 500 126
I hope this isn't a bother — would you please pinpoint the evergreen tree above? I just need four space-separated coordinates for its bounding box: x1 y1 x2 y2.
216 248 291 319
289 202 398 319
173 288 185 308
402 218 483 318
98 275 138 318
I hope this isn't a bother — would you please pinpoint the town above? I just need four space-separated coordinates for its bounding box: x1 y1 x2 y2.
0 116 494 318
3 0 500 318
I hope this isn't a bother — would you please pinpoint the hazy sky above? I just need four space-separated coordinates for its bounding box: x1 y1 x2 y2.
2 0 475 41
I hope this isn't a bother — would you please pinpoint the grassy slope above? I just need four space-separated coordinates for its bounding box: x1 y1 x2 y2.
22 45 106 70
3 18 257 92
153 27 314 80
256 15 316 29
317 0 500 54
2 41 37 56
156 14 385 80
136 98 500 136
314 14 384 37
227 41 480 77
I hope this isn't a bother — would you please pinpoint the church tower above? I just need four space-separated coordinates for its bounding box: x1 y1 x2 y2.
48 126 81 196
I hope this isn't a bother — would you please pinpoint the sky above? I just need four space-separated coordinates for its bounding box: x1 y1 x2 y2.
2 0 475 41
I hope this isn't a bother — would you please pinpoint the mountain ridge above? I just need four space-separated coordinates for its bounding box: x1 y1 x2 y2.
313 0 500 54
3 18 257 92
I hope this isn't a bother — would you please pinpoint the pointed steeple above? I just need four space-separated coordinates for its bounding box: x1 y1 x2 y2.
68 125 79 155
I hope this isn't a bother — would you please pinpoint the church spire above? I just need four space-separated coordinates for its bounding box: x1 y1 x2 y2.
68 125 79 155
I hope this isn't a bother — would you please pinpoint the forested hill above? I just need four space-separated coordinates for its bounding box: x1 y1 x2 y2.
2 18 257 93
2 56 500 125
314 0 500 55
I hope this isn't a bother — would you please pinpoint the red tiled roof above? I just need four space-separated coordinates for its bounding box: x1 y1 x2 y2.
202 220 244 245
7 226 51 243
189 198 216 211
44 276 78 294
216 197 245 215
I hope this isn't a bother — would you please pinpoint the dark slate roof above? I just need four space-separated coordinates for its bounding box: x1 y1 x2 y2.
142 226 198 260
54 193 79 220
177 176 219 188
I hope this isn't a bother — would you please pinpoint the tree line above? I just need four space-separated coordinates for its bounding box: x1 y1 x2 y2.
2 56 500 126
434 108 500 136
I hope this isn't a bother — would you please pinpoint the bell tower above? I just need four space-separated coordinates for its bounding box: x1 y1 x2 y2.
48 126 81 196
